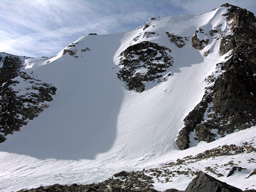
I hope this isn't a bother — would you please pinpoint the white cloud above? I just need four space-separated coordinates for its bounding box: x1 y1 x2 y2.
172 0 256 15
0 0 158 57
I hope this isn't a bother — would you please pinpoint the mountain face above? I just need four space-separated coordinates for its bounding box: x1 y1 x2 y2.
0 3 256 192
176 3 256 150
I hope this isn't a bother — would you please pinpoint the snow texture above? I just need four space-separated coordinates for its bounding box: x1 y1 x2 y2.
0 6 255 191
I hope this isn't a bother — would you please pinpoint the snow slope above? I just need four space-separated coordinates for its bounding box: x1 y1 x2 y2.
0 6 255 191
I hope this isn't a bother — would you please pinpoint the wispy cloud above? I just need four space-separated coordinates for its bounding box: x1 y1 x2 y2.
172 0 256 15
0 0 255 57
0 0 156 57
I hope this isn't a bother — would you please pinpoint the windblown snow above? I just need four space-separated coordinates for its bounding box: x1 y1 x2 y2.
0 6 255 191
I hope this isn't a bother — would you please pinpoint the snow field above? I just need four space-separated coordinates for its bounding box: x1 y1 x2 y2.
0 6 255 191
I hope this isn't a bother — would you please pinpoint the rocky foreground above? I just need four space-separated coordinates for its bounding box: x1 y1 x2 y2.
19 172 256 192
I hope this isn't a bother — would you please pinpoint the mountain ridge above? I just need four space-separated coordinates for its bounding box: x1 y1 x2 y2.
0 3 255 191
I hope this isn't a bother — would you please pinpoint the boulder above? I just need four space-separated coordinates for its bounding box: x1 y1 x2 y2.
185 172 243 192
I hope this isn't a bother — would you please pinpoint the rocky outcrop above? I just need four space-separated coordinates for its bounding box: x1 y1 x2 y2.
18 139 255 191
19 139 256 191
62 43 91 59
185 172 242 192
0 72 57 142
19 170 156 192
117 41 173 92
191 28 209 50
166 32 188 48
143 32 158 38
221 3 255 28
0 53 57 142
176 88 213 149
219 35 236 55
176 4 256 149
0 53 23 84
247 169 256 179
19 171 248 192
227 167 246 177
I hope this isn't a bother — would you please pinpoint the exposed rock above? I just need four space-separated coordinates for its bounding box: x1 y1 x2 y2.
143 32 158 38
0 54 22 84
227 167 246 177
246 146 256 153
166 32 188 48
246 169 256 179
195 124 215 143
191 28 209 50
175 128 190 150
205 166 224 177
19 171 247 192
63 49 77 56
176 91 213 149
176 4 256 149
0 53 57 142
204 50 210 57
0 72 57 142
19 170 156 192
18 142 253 191
81 47 91 52
185 172 242 192
145 142 253 189
222 3 256 28
143 23 150 30
62 43 91 59
219 35 236 55
19 183 100 192
114 171 130 178
117 41 173 92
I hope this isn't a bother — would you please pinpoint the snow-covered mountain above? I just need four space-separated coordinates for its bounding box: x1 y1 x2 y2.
0 3 255 191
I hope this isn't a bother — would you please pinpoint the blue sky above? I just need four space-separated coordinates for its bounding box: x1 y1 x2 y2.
1 0 256 57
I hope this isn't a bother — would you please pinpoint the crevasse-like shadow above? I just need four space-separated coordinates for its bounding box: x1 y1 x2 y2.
0 34 124 160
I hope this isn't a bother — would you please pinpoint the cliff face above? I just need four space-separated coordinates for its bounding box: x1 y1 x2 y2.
0 53 56 142
176 4 256 150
